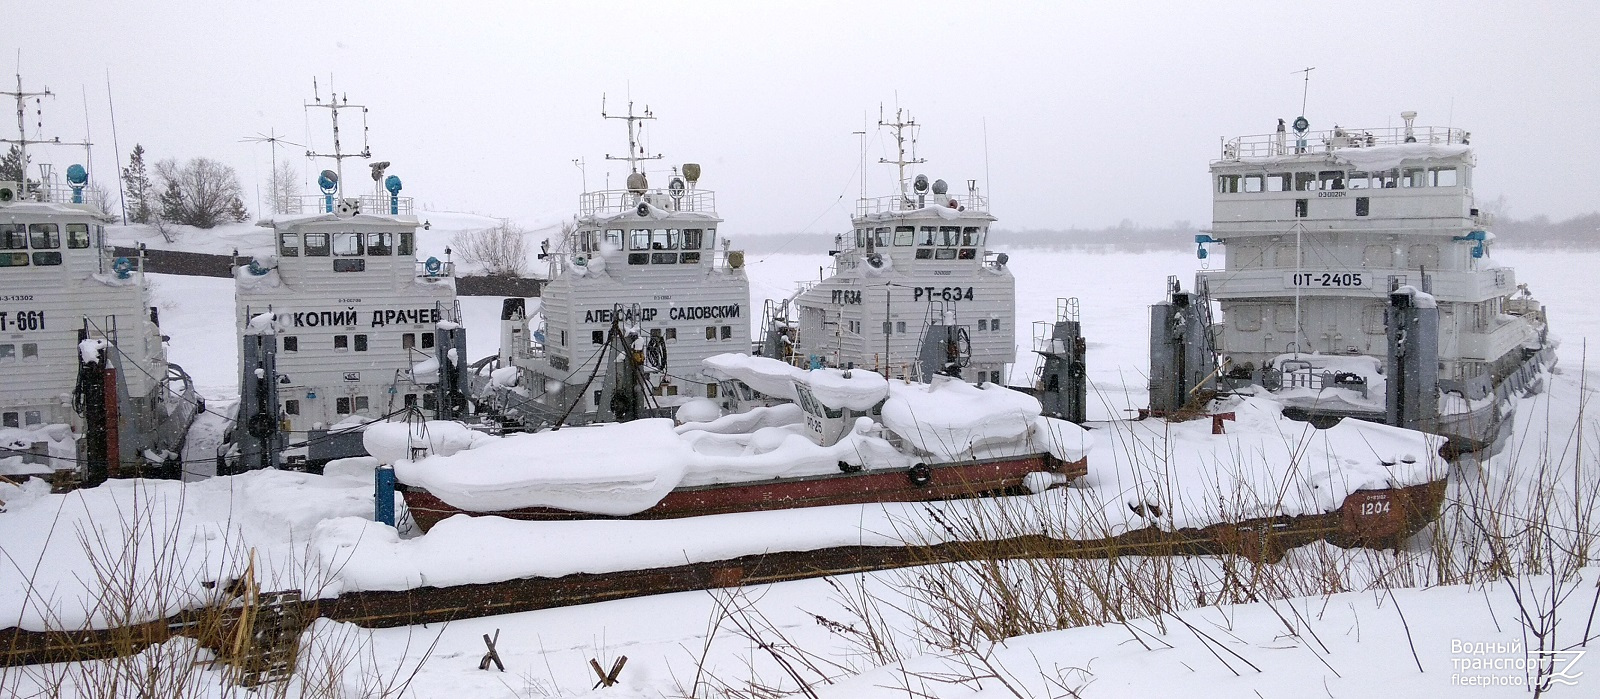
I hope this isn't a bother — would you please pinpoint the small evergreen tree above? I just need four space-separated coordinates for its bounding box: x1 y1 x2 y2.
228 194 250 223
157 171 185 223
122 145 154 223
1 145 38 191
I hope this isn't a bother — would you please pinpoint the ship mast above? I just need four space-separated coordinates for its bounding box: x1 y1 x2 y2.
304 78 371 197
877 106 925 202
1 74 90 186
602 96 662 175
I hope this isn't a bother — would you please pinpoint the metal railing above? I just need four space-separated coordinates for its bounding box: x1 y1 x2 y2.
1222 125 1470 160
413 259 456 279
279 193 414 215
0 180 101 208
855 192 989 217
578 189 716 217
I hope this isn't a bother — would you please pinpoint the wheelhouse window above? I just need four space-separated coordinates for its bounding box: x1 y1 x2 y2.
304 233 330 256
630 229 651 251
1347 171 1370 190
1375 169 1399 188
873 227 890 248
939 227 960 246
1318 170 1344 190
854 229 865 247
398 231 415 256
682 228 704 250
894 226 914 246
67 223 90 249
604 229 624 250
1401 168 1425 188
1293 172 1317 191
1431 167 1458 187
0 224 24 250
935 248 957 260
279 231 300 257
1217 174 1241 193
918 226 935 245
28 224 59 249
651 229 678 250
1266 173 1290 192
1243 175 1264 193
365 232 393 255
332 232 364 256
961 227 982 246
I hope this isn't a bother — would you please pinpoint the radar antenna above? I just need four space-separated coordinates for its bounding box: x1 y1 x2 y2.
1 73 91 188
601 95 662 174
877 106 926 202
303 77 371 197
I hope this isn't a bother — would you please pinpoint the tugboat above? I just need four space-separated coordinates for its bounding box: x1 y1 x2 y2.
228 87 467 471
769 108 1015 385
1153 111 1553 449
483 100 749 429
0 74 198 484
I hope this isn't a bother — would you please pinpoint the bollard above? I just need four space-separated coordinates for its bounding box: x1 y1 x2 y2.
375 465 396 526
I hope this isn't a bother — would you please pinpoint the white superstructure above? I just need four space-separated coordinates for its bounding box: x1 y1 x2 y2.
1198 112 1549 422
783 110 1014 384
234 89 462 466
499 101 749 427
0 74 196 479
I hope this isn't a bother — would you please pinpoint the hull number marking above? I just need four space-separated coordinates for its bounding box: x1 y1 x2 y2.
0 310 45 332
1284 272 1370 289
913 286 975 302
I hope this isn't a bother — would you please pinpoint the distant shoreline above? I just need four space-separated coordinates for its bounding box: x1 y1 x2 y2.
734 212 1600 256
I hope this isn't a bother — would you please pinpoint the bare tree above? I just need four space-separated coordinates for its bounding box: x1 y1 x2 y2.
267 161 302 214
86 183 118 221
450 219 531 277
153 157 250 228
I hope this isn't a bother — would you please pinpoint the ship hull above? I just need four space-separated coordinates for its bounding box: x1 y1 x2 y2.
400 452 1087 530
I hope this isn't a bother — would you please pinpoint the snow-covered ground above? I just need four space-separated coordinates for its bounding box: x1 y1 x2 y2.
6 246 1598 697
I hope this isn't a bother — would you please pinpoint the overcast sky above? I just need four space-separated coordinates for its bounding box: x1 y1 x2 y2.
16 1 1599 236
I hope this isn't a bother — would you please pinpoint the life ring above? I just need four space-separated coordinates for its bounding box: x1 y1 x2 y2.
948 199 958 208
907 462 932 487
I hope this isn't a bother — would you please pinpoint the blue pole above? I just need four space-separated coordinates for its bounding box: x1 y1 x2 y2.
375 465 396 526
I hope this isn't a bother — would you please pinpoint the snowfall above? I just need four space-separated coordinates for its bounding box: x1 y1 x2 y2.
2 241 1598 697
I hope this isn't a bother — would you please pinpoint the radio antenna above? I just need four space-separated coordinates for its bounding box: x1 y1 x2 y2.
877 106 925 200
304 81 370 196
1293 66 1315 120
1 73 90 191
601 95 661 174
242 128 305 213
